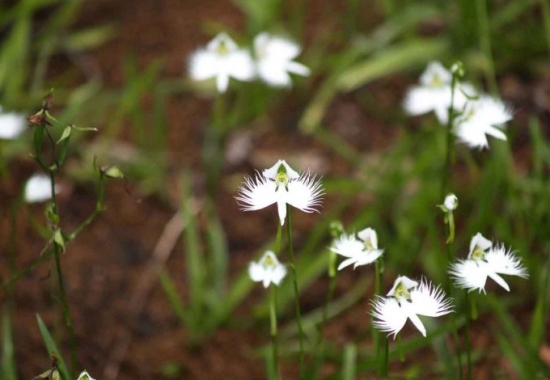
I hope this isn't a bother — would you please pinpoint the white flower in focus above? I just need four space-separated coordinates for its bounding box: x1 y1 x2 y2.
249 251 287 288
404 61 474 124
188 32 254 93
236 159 323 225
76 371 96 380
443 193 458 211
0 106 26 139
253 33 310 87
371 275 453 338
331 227 384 270
24 173 57 203
449 233 528 293
453 95 512 149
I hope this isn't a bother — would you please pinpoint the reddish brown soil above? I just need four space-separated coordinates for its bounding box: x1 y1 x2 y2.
1 1 549 380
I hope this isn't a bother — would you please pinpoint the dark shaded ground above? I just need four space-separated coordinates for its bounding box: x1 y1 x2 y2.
1 0 550 379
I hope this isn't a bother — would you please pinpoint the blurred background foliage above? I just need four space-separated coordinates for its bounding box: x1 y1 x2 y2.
1 0 550 378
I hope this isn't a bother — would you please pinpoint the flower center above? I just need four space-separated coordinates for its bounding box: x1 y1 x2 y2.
471 245 486 262
275 165 290 191
363 239 375 251
429 73 444 88
262 254 277 269
216 40 231 56
393 282 413 302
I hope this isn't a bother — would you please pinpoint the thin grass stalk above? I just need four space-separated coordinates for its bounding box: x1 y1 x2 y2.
269 285 279 380
309 249 338 378
285 206 305 378
476 0 498 95
204 94 227 197
541 0 550 55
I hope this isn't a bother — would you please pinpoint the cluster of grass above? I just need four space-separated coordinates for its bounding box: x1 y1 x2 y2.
1 0 550 379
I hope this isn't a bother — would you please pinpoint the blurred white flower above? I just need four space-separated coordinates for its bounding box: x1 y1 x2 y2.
0 106 26 139
404 61 474 124
188 32 254 93
449 233 528 293
236 159 323 225
249 251 287 288
24 173 57 203
330 227 384 270
453 95 512 149
371 275 453 338
443 193 458 211
253 33 310 87
76 371 96 380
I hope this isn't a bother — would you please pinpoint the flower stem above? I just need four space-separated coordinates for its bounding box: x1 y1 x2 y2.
285 206 305 378
372 258 388 376
52 239 77 375
309 250 338 378
476 0 498 95
465 291 474 380
269 285 279 380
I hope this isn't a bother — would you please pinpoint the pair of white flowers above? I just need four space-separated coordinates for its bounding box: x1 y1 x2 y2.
404 61 512 149
330 228 453 338
188 32 310 93
331 225 527 338
0 105 26 140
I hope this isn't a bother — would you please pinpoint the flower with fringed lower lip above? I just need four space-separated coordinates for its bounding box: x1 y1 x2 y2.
248 251 287 288
24 173 58 203
188 32 254 93
236 159 323 226
453 95 512 149
253 33 310 87
0 106 26 139
449 233 528 293
330 227 384 270
403 61 474 125
371 276 453 338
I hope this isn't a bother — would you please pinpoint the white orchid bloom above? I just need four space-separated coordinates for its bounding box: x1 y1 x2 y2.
331 227 384 270
188 32 254 93
449 233 528 293
249 251 287 288
0 106 26 139
253 33 310 87
24 173 58 203
236 159 323 225
371 275 453 338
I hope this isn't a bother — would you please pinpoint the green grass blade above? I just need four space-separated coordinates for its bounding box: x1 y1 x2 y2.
35 314 70 380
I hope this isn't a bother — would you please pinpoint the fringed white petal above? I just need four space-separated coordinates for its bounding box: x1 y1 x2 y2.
236 174 277 211
371 297 408 339
285 172 323 213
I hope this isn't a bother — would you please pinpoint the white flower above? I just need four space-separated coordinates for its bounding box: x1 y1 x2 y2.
371 275 453 338
76 371 96 380
330 227 384 270
236 159 323 225
253 33 310 87
249 251 287 288
24 173 57 203
453 95 512 149
449 233 528 293
443 193 458 211
188 32 254 93
0 106 26 139
404 61 474 124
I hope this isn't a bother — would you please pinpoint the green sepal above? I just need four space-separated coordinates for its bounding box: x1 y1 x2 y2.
104 166 124 179
53 229 65 253
56 126 72 145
